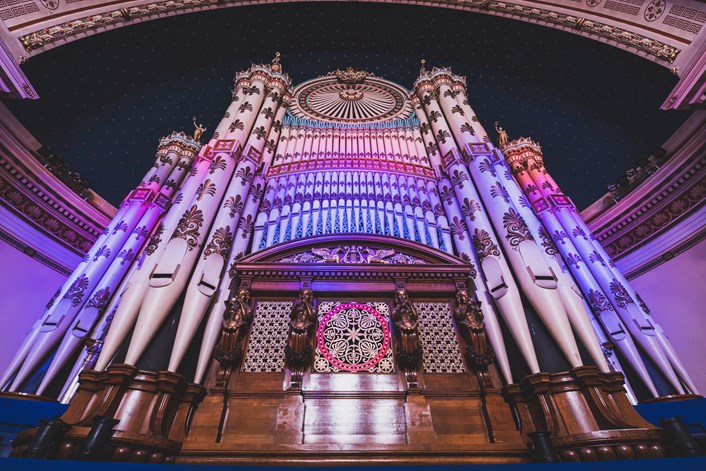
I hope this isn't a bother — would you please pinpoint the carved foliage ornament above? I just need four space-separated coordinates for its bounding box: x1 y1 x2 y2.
276 246 427 264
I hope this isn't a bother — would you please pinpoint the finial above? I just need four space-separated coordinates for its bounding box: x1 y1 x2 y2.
494 121 509 148
420 59 427 75
271 51 282 73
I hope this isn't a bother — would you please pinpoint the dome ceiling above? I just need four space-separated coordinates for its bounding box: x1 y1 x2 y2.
5 3 688 210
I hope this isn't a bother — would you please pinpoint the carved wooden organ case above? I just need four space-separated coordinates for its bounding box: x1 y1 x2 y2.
5 63 695 465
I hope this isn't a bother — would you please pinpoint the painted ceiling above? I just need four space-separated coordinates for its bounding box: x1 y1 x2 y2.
5 2 689 210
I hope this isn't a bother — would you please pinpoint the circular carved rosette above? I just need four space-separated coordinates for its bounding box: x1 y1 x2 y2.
290 75 413 124
315 302 393 372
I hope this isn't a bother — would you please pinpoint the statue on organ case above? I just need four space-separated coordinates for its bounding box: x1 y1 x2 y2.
454 289 494 386
285 288 317 386
213 288 252 385
392 288 423 376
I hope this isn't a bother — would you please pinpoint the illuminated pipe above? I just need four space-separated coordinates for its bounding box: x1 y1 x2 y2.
430 177 514 382
95 143 217 371
169 80 286 371
486 151 609 372
122 71 270 367
504 141 659 395
0 139 187 389
8 141 185 390
424 183 454 254
415 83 539 374
123 151 240 366
36 149 195 394
212 73 251 138
352 171 362 234
587 306 639 404
526 155 684 393
429 80 582 369
252 182 276 251
191 175 265 383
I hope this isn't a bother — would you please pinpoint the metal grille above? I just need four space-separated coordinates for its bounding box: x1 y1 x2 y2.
416 302 466 373
242 301 292 373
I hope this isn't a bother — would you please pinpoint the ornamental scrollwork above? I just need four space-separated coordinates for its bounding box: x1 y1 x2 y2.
63 274 90 307
587 289 614 313
145 222 165 256
609 278 633 308
86 287 112 313
277 246 427 264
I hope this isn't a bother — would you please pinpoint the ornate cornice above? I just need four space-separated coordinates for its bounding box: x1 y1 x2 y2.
2 0 688 71
584 111 706 273
0 103 114 265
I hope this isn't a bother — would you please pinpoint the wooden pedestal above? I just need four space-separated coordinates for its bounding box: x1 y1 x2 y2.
11 364 205 463
502 366 665 462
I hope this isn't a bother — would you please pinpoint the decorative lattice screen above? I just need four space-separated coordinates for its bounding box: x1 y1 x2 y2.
242 301 292 373
416 302 466 373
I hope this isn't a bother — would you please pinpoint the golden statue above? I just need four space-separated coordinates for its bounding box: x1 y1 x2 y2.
494 121 509 148
270 52 282 73
192 117 206 142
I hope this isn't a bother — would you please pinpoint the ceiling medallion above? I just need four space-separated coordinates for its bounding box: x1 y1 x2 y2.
339 88 364 101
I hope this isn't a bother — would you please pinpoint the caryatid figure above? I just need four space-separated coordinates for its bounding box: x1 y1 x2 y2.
213 288 252 386
285 288 317 386
392 288 423 381
454 289 495 386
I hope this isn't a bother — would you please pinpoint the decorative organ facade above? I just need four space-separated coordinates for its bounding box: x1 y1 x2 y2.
2 59 699 465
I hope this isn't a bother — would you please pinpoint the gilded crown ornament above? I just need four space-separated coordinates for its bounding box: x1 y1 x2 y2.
335 67 368 84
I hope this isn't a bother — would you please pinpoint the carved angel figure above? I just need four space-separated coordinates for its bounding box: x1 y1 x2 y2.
392 290 419 339
360 247 395 264
454 289 494 378
311 246 347 263
289 288 317 334
286 288 318 380
454 290 484 335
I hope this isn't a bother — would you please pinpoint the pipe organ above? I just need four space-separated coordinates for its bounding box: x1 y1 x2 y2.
4 59 699 465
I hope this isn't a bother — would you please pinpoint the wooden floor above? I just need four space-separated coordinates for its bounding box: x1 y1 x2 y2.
178 371 528 465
